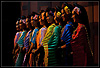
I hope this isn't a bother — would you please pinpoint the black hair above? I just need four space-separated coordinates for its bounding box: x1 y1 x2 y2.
21 15 26 19
31 11 39 18
73 3 90 39
55 6 61 12
17 18 20 21
39 10 44 15
46 7 51 12
28 22 33 30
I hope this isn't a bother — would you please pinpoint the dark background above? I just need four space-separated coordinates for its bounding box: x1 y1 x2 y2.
2 2 21 66
1 1 99 66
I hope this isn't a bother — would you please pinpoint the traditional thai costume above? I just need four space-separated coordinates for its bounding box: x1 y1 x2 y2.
22 30 32 66
29 28 39 66
13 31 22 64
24 30 32 52
61 22 74 66
48 25 62 66
14 32 21 47
36 26 47 66
15 30 27 66
70 23 93 66
42 23 56 66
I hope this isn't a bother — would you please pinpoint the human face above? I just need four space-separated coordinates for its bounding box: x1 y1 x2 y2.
26 22 29 28
31 20 34 27
31 16 33 20
61 9 64 14
72 13 76 22
19 23 22 30
61 13 65 21
54 16 58 24
46 12 49 17
46 15 53 23
19 19 22 24
16 25 19 31
40 12 45 25
26 18 29 22
54 11 57 17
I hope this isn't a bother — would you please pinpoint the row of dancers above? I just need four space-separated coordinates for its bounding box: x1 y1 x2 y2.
12 3 94 67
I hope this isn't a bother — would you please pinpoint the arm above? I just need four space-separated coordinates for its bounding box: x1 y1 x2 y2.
27 42 34 54
27 29 38 54
60 25 72 48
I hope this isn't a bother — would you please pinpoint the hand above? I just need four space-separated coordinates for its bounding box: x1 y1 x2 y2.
70 52 73 54
15 48 19 54
31 49 35 54
26 51 30 55
23 47 26 51
15 49 18 54
43 62 45 66
57 46 61 49
12 49 15 54
61 44 66 49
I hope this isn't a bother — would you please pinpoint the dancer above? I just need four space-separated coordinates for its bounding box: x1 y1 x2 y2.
28 14 39 66
15 19 27 66
59 4 74 66
12 18 22 65
22 16 32 66
41 8 56 66
70 3 93 66
33 11 47 66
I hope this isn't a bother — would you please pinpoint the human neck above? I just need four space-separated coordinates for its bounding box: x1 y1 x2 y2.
35 27 38 29
67 20 71 24
43 25 46 27
23 29 25 31
29 28 32 30
59 22 61 26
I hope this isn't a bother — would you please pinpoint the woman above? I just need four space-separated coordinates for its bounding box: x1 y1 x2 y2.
70 3 93 66
28 14 39 66
41 8 56 66
59 4 74 66
48 11 63 66
33 11 47 66
12 18 22 65
15 19 27 66
22 16 33 66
